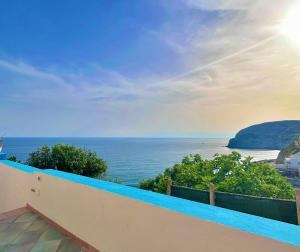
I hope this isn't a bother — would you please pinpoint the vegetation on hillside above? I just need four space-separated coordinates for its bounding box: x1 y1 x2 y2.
140 152 295 199
276 135 300 164
228 120 300 149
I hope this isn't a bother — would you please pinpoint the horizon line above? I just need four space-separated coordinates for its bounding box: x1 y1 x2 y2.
2 135 233 139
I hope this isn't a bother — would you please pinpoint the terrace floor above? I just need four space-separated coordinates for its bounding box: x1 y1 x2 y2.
0 208 88 252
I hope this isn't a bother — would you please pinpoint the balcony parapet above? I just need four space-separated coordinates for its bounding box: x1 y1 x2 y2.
0 160 299 251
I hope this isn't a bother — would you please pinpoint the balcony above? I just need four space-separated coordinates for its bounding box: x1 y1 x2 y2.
0 208 89 251
0 159 299 252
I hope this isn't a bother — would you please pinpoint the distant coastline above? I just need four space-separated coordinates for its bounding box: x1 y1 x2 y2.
228 120 300 150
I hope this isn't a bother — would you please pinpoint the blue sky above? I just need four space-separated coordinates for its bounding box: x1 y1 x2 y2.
0 1 173 72
1 0 300 136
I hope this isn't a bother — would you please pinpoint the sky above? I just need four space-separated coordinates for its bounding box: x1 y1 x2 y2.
0 0 300 137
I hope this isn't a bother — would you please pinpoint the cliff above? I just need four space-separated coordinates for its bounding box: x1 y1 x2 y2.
227 120 300 150
276 136 300 164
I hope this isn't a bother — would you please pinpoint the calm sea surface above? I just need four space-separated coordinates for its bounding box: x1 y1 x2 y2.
3 138 279 185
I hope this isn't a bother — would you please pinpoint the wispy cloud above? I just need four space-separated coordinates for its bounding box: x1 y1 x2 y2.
151 0 300 129
182 0 252 10
1 0 300 136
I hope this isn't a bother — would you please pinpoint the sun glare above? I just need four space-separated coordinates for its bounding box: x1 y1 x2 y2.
280 3 300 46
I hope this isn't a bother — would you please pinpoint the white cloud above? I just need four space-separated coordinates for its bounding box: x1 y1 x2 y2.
182 0 252 10
1 0 300 136
148 0 300 130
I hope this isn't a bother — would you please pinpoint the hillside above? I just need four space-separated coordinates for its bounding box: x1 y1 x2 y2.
276 136 300 164
227 120 300 150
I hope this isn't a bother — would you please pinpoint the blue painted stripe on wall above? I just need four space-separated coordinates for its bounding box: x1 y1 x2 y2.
41 168 300 247
0 160 40 173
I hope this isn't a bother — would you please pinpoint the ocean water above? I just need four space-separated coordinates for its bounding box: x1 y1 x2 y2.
2 138 279 185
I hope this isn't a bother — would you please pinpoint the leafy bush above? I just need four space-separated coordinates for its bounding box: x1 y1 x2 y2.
7 155 22 163
139 152 295 199
27 144 107 178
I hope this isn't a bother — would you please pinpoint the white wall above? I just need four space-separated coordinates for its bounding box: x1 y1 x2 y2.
28 172 299 252
0 163 298 252
287 159 300 169
0 163 31 213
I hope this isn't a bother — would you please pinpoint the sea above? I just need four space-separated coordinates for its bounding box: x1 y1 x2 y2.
2 137 280 186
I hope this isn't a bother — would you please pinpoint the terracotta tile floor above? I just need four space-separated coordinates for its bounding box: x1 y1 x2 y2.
0 208 88 252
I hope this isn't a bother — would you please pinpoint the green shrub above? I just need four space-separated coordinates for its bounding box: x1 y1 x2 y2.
139 152 295 199
27 144 107 178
